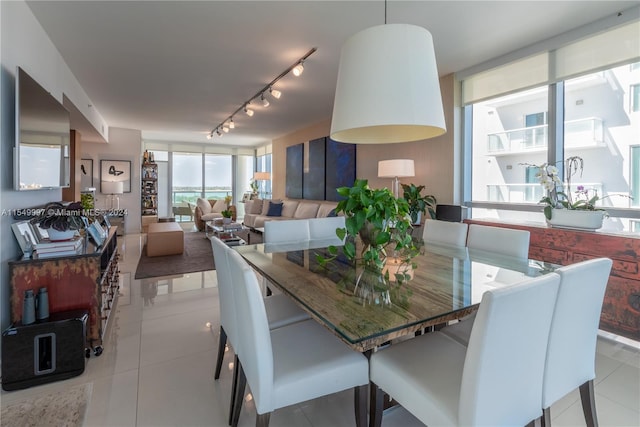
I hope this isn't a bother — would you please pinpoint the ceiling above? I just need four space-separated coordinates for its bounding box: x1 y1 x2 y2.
26 1 637 148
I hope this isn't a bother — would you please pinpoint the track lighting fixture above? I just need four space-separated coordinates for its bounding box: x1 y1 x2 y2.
207 47 316 140
292 61 305 77
206 132 213 140
270 87 281 99
261 93 270 108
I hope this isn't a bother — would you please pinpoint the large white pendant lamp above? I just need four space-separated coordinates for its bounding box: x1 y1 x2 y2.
331 24 446 144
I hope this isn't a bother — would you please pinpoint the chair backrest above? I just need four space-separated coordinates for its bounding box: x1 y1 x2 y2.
308 216 346 241
467 224 530 259
459 273 560 426
435 204 462 222
210 237 239 351
227 249 275 414
542 258 613 408
422 219 469 247
264 219 310 244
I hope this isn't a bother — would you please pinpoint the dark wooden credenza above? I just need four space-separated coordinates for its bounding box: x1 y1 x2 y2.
465 219 640 341
9 227 120 356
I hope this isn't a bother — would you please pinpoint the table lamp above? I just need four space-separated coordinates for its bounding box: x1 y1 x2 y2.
102 181 124 210
378 159 415 198
253 172 271 199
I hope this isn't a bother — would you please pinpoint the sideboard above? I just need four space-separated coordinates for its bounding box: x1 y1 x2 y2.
9 227 120 356
465 219 640 341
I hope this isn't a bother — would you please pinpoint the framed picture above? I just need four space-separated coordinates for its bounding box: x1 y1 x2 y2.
242 192 252 203
93 221 107 239
102 215 111 229
80 158 93 190
87 222 105 247
100 159 132 193
11 221 39 255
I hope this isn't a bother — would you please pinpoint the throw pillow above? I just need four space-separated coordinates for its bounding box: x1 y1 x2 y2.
250 199 264 214
328 208 338 217
212 199 227 213
266 201 283 217
196 197 211 215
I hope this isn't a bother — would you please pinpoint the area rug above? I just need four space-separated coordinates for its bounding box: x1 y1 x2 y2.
1 383 92 427
135 231 214 279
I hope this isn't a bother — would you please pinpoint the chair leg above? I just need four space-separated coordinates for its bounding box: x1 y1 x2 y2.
231 361 247 427
369 382 384 427
541 407 551 427
215 326 228 380
354 385 367 427
579 379 598 427
256 412 271 427
228 354 240 426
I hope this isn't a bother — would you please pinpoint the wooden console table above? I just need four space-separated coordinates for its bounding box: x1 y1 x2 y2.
9 227 120 356
465 219 640 341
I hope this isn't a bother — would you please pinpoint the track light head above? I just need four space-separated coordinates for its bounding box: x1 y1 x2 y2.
261 93 270 107
229 118 235 129
244 105 254 117
270 87 281 99
216 128 222 136
222 125 229 133
206 132 213 140
292 62 304 77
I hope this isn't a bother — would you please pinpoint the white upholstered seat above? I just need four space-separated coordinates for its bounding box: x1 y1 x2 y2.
466 223 530 259
210 237 309 424
263 219 310 244
370 273 561 427
307 216 346 242
422 219 469 247
227 249 369 427
541 258 613 426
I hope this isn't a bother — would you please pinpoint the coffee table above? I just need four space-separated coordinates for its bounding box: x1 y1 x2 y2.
206 221 246 246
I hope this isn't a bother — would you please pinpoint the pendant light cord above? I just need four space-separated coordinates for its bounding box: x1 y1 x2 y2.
384 0 387 24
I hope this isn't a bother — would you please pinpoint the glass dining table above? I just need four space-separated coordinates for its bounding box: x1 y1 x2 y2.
234 240 558 353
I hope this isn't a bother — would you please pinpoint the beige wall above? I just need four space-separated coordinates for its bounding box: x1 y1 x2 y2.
272 73 460 204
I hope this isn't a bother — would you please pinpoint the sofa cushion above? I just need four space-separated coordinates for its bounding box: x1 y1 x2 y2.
201 212 223 221
196 197 211 215
211 199 227 213
250 199 263 214
261 199 281 216
281 200 299 218
294 202 320 219
266 201 284 216
317 203 338 218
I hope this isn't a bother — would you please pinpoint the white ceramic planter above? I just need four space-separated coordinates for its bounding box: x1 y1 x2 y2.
546 209 606 231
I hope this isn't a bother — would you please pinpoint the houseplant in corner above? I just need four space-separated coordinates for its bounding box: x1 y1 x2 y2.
31 201 85 241
221 195 233 224
401 183 436 225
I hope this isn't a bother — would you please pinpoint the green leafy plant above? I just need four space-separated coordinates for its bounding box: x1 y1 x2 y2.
221 209 233 219
31 201 84 231
401 183 436 224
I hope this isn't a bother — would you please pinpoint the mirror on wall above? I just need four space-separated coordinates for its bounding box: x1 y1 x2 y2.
14 66 71 191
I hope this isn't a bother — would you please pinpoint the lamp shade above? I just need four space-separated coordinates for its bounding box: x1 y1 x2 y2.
253 172 271 181
378 159 415 178
331 24 446 144
102 180 124 194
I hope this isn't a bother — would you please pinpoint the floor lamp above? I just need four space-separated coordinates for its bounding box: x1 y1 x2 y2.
102 181 124 210
378 159 415 198
253 172 271 199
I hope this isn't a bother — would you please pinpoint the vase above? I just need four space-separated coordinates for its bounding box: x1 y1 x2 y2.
47 229 76 241
223 217 232 224
546 209 605 231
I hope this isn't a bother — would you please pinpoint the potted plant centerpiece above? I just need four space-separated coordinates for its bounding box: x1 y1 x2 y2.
401 183 436 225
523 156 628 230
31 201 84 241
318 179 418 303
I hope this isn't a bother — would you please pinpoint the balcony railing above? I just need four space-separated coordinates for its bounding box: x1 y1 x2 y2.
487 117 604 154
485 183 604 204
171 189 231 205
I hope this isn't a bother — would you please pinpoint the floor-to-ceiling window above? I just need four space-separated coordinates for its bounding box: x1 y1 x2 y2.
463 19 640 232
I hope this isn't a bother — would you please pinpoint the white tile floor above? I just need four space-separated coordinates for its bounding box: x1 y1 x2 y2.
2 230 639 427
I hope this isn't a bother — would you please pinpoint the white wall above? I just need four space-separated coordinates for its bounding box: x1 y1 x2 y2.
82 127 142 234
0 1 109 331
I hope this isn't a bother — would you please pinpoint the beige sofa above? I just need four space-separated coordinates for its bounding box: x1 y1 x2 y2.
243 199 338 229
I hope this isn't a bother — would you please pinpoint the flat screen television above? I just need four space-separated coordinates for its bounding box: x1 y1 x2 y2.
14 66 71 191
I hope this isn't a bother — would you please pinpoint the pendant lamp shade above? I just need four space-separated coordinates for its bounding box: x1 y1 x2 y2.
331 24 446 144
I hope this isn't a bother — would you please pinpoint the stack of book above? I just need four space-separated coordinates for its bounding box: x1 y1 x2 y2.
35 237 83 259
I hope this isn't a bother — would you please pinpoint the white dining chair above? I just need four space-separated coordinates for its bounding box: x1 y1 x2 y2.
422 219 469 247
466 223 530 259
210 237 309 424
308 216 345 242
263 219 310 244
227 249 369 427
541 257 613 427
370 272 561 427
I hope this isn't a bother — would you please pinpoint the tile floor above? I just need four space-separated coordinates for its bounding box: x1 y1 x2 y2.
1 229 639 427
